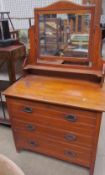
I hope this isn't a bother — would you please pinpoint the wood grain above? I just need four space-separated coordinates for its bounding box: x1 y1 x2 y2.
14 130 91 168
4 75 105 111
12 119 95 148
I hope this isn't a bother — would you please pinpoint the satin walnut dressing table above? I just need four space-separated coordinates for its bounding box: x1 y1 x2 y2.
3 1 105 175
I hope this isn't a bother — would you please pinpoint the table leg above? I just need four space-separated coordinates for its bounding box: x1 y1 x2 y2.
7 59 16 84
90 164 94 175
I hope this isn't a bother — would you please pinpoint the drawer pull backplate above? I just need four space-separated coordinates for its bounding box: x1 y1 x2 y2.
26 124 36 131
65 114 77 122
64 150 76 158
65 134 77 141
23 107 33 113
28 140 38 147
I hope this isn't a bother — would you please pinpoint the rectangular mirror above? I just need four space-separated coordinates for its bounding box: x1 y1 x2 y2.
39 13 91 59
35 1 95 67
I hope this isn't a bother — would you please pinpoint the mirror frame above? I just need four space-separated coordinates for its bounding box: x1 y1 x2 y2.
35 1 95 67
34 1 96 69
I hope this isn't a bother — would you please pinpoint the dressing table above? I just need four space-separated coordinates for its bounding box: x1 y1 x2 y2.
3 1 105 175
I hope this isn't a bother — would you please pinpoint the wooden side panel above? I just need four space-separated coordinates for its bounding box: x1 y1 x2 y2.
90 112 102 175
28 26 36 64
92 0 102 24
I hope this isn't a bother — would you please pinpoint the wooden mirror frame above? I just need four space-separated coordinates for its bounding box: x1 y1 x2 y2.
34 1 96 69
26 0 104 86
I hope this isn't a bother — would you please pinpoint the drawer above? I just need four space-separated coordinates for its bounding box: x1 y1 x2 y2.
7 98 96 131
14 131 91 168
12 119 94 148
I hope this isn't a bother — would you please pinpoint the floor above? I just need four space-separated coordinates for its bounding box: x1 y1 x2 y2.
0 114 105 175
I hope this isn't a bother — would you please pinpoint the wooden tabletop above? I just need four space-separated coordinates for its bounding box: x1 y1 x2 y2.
0 45 24 52
3 75 105 112
0 44 25 61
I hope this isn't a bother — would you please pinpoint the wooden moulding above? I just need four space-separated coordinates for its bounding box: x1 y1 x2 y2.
23 64 105 86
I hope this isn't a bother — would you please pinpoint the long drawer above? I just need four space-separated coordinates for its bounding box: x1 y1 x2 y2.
12 119 94 148
7 98 96 131
14 131 91 168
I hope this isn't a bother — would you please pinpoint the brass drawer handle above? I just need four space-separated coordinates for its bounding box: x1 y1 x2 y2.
28 140 38 147
64 150 76 158
23 107 33 113
65 134 77 142
26 124 36 131
65 114 77 122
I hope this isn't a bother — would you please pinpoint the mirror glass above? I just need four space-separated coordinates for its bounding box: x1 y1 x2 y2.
39 13 91 59
101 28 105 59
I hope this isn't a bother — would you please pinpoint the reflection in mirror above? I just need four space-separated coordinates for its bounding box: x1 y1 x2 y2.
39 13 91 59
101 35 105 59
101 14 105 59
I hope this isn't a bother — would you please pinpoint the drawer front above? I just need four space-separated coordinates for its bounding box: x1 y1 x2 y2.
7 99 96 131
14 131 91 168
12 119 94 148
